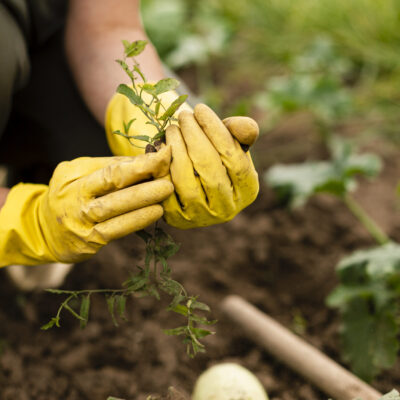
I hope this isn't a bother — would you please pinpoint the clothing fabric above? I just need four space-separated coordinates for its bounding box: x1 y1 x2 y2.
2 0 67 46
0 0 195 186
0 1 111 186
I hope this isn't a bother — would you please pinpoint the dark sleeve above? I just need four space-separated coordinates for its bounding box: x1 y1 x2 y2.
0 0 67 137
0 2 30 136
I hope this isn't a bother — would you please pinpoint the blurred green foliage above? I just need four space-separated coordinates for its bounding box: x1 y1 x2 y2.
141 0 233 69
142 0 400 141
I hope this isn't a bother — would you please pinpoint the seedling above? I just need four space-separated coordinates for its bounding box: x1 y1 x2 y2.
112 39 187 151
266 136 400 381
42 40 214 358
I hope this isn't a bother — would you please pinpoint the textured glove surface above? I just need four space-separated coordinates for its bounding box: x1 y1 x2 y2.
163 104 259 229
0 147 173 266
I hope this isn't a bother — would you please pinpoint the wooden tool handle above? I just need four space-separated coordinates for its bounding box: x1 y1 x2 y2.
221 295 382 400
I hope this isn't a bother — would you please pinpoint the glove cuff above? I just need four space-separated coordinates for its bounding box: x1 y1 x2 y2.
0 183 57 267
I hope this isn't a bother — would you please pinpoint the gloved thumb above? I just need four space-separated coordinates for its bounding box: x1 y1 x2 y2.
223 116 259 149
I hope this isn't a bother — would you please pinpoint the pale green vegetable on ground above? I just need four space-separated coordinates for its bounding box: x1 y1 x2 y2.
192 363 268 400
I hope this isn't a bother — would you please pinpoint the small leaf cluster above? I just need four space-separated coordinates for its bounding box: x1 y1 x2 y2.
113 40 187 149
42 226 214 357
327 243 400 382
133 228 215 357
265 137 382 207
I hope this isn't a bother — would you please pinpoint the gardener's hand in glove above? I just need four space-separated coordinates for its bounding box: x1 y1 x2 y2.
0 147 173 267
106 91 259 228
163 104 259 228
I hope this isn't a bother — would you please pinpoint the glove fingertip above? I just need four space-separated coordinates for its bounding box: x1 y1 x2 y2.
223 116 259 146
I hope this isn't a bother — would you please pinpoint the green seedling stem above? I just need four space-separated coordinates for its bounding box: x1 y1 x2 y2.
343 194 390 245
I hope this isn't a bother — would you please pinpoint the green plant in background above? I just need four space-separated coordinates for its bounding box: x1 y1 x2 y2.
265 136 400 381
42 40 214 358
145 0 400 137
259 19 400 380
141 0 236 112
141 0 233 69
255 36 354 133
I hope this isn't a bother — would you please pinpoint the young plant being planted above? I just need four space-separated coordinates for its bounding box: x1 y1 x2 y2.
266 136 400 382
42 40 214 358
112 40 187 153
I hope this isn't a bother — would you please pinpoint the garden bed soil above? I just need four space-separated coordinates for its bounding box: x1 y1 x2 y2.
1 118 400 400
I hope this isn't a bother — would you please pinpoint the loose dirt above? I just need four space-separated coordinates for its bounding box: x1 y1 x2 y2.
1 119 400 400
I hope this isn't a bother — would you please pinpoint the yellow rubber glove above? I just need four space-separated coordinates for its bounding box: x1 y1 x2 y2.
105 91 259 229
163 104 259 229
0 147 173 267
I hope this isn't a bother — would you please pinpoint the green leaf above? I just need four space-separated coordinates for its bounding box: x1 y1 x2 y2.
106 296 118 327
123 119 135 134
159 95 188 121
41 317 59 330
64 304 85 321
167 294 185 311
163 326 187 336
131 135 152 143
338 243 400 282
116 295 127 321
265 161 346 207
152 130 166 141
380 390 400 400
190 314 217 325
113 130 133 139
141 83 157 95
79 295 90 329
148 285 160 300
265 139 382 207
115 59 135 82
191 327 214 339
190 300 210 312
161 278 182 296
340 297 399 382
170 304 189 317
123 268 149 292
116 84 143 106
135 230 152 243
342 153 382 179
122 39 147 57
155 101 161 116
154 78 180 95
133 65 146 82
161 243 181 259
107 397 125 400
326 282 389 309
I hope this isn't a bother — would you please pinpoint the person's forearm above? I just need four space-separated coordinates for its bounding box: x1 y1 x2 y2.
0 188 10 210
65 0 165 125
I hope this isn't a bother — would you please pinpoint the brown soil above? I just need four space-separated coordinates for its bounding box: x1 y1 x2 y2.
1 119 400 400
